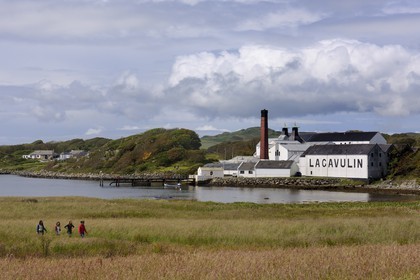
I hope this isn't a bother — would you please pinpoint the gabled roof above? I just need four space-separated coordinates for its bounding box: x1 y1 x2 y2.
280 143 313 152
378 144 394 153
199 166 224 171
255 160 294 169
204 162 223 168
306 132 380 142
238 162 256 171
301 144 377 156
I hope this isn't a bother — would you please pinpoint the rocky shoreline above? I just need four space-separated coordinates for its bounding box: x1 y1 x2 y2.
0 170 184 181
1 169 419 195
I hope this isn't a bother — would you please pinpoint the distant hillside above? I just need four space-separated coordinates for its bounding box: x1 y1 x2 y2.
200 127 281 149
45 128 207 175
383 133 420 181
0 137 111 171
0 128 418 180
0 128 208 176
206 138 259 160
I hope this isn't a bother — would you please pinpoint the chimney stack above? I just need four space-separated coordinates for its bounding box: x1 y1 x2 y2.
260 109 269 160
291 125 304 143
282 126 289 137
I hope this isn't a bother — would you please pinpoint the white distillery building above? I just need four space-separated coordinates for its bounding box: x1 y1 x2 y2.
299 144 391 179
236 160 298 178
192 166 224 182
255 160 298 178
255 127 309 162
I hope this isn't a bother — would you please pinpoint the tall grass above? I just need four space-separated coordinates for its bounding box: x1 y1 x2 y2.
0 197 418 278
0 245 418 279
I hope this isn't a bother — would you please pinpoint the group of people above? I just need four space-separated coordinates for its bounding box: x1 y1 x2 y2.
36 220 88 238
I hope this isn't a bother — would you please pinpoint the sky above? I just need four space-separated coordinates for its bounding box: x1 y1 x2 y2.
1 0 420 145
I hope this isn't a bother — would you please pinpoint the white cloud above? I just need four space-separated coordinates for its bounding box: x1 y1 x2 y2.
237 8 326 31
85 127 103 135
382 0 420 15
167 39 420 118
119 125 141 131
116 72 140 91
195 125 230 132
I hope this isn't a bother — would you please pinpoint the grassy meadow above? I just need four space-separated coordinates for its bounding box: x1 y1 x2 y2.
0 197 419 279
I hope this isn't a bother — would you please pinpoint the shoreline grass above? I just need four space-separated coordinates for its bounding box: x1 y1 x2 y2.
0 197 419 279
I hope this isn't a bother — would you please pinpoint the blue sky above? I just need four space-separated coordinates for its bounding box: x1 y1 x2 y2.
1 0 419 144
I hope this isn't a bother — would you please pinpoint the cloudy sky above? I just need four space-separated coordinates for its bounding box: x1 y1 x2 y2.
1 0 420 144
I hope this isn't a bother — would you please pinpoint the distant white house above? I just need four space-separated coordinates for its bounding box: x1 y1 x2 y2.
22 150 55 161
59 150 88 160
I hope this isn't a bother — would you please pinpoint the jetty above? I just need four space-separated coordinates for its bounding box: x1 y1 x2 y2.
105 176 194 187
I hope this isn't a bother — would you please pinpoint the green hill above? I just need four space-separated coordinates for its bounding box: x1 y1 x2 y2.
200 127 281 149
44 128 207 175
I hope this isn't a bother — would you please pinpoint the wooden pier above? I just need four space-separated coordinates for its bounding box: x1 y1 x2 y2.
101 176 196 187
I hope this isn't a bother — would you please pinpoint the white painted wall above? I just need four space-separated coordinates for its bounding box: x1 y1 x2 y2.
303 155 369 178
299 145 388 179
238 169 255 178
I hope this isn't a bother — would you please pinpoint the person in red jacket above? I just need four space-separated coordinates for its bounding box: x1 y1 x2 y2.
78 220 88 238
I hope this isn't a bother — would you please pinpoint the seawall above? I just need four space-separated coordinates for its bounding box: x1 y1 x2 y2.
209 177 420 195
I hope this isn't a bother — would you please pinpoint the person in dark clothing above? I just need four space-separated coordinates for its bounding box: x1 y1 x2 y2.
36 220 47 235
64 220 75 237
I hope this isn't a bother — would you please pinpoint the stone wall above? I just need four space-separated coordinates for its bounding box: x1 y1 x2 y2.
210 177 344 188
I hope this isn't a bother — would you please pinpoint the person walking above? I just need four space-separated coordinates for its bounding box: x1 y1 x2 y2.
55 221 61 235
78 220 88 238
36 220 47 235
64 221 75 237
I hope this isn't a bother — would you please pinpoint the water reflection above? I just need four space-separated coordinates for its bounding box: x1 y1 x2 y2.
194 186 370 203
0 175 417 203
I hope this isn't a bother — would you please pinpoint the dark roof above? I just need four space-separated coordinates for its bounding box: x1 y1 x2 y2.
378 144 394 153
204 162 223 168
222 163 241 170
306 131 380 142
301 144 376 156
298 132 318 142
238 162 256 171
255 160 294 169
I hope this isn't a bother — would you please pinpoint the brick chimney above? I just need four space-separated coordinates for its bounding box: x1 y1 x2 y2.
260 109 269 160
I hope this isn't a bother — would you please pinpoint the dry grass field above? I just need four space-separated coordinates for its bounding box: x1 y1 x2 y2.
0 197 418 279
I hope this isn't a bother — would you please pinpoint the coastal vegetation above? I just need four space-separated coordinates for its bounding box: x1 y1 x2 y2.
0 127 418 182
0 198 418 279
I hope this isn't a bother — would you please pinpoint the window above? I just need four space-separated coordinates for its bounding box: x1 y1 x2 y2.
240 171 244 174
379 153 382 158
310 171 313 175
379 162 382 166
371 153 374 157
371 162 374 166
248 171 253 174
